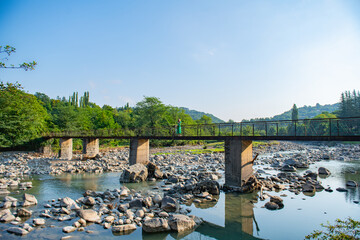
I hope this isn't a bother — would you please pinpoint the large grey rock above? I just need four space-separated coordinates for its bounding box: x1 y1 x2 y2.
112 224 137 233
121 163 148 183
318 167 331 175
168 214 196 232
270 196 284 208
129 198 143 209
193 180 220 195
78 209 100 222
142 218 170 232
161 196 179 212
7 227 29 236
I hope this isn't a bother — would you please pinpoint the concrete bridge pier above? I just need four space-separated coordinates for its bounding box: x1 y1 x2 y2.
225 139 253 187
83 138 99 158
129 139 149 165
59 138 73 160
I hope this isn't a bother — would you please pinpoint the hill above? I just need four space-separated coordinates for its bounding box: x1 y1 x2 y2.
180 107 225 123
246 103 340 122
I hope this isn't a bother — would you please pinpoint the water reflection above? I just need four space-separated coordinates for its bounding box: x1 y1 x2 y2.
194 193 262 240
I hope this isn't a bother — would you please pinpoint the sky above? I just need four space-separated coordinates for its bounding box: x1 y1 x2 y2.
0 0 360 121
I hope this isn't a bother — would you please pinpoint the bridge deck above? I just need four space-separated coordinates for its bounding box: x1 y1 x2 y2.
43 116 360 141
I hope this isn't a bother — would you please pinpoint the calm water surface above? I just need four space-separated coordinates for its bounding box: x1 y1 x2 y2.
0 150 359 240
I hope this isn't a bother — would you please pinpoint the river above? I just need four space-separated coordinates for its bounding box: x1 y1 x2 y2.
0 145 359 240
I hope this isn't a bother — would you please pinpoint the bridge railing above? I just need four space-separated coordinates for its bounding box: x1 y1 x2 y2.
43 117 360 138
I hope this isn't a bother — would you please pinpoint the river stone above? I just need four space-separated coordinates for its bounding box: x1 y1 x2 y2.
161 196 179 212
33 218 45 225
168 214 196 232
159 211 169 218
270 196 284 208
7 227 29 236
112 223 137 233
23 193 37 206
304 172 317 180
105 216 115 223
336 187 348 192
0 212 15 222
143 196 153 208
120 164 148 183
194 180 220 195
153 194 162 204
63 226 76 233
281 165 297 172
346 180 358 187
135 209 145 218
83 196 96 206
318 167 331 176
265 201 279 210
142 218 170 232
129 198 143 209
16 208 32 217
147 162 163 179
78 209 100 222
302 184 315 193
119 188 129 197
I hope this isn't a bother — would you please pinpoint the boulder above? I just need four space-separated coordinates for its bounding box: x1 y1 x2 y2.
193 180 220 195
120 164 148 183
142 218 170 232
168 214 196 232
7 227 29 236
318 167 331 176
60 197 78 209
112 224 137 233
304 172 317 180
153 194 162 204
0 212 15 222
78 209 100 222
161 196 179 212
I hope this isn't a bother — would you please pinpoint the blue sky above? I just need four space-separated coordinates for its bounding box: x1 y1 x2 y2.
1 0 359 121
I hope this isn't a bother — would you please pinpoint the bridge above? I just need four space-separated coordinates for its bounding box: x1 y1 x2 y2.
43 116 360 187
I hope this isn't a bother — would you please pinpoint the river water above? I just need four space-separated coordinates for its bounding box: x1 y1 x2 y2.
0 148 359 240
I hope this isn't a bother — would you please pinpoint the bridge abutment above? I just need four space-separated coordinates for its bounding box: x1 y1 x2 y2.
59 138 73 160
129 139 149 165
225 139 253 187
83 138 99 158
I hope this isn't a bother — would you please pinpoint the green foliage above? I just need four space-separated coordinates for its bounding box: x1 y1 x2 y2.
0 82 48 147
291 104 299 121
305 217 360 240
339 90 360 117
0 45 37 71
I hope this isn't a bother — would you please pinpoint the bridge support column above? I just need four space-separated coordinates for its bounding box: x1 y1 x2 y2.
225 140 253 187
59 138 73 160
41 144 53 157
129 139 149 165
83 138 99 158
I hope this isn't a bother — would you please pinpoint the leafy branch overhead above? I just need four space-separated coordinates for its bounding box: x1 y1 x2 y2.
0 45 37 71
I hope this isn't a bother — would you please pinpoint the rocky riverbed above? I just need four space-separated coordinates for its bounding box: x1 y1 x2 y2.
0 141 359 238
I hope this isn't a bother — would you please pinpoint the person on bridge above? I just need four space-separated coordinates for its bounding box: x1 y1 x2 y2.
177 119 182 135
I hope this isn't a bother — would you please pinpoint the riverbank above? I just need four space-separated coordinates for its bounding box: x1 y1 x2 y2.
0 141 359 239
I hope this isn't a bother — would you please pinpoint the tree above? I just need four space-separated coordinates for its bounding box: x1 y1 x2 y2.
0 82 48 147
305 217 360 239
0 45 37 71
133 97 169 129
291 104 299 121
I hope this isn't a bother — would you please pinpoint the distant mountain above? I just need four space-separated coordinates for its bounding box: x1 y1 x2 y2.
246 103 340 122
180 107 225 123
